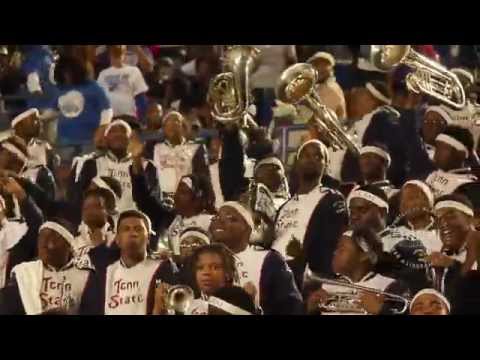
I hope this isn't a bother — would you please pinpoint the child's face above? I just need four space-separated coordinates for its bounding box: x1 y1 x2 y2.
195 252 227 295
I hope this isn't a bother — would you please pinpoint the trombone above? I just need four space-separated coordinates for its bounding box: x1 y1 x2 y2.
370 45 466 110
309 274 410 315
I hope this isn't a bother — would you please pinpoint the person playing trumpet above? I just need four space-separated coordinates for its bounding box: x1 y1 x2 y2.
304 228 410 315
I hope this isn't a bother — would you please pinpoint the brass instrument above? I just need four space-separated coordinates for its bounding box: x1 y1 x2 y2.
370 45 466 110
155 281 195 315
310 275 410 315
276 63 360 156
208 45 261 127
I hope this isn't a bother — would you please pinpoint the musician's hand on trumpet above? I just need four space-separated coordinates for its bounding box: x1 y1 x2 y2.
306 288 329 314
357 291 385 315
152 281 170 315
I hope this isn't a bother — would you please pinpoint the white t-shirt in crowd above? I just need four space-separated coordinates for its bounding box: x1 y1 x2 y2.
97 65 148 117
250 45 296 89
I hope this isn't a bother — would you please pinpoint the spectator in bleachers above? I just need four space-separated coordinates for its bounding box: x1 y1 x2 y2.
97 45 149 121
53 55 113 150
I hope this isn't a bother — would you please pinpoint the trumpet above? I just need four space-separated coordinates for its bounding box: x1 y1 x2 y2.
208 45 261 127
156 281 195 315
309 275 410 315
370 45 466 110
276 63 360 156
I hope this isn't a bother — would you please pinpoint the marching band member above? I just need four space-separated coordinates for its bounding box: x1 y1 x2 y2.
72 188 118 265
0 219 93 315
304 228 410 315
0 178 43 288
174 227 211 287
307 51 346 120
348 184 429 291
394 180 441 254
210 202 304 315
421 106 454 160
253 156 290 210
74 119 162 213
80 210 177 315
11 108 58 173
351 143 398 199
409 288 450 315
166 175 215 257
149 111 211 200
425 194 479 298
0 135 56 203
343 81 406 186
155 243 238 315
274 139 348 284
402 107 478 198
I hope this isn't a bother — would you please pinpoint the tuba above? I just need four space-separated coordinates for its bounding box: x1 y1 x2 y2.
208 45 261 127
370 45 466 110
276 63 360 156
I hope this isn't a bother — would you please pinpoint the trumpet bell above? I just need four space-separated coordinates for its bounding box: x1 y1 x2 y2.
276 63 317 104
167 285 195 314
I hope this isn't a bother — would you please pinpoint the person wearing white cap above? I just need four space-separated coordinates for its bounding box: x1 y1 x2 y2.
305 228 410 315
274 139 348 286
149 111 210 199
209 202 303 315
394 180 441 255
351 143 398 199
348 185 390 233
0 178 43 289
165 174 215 258
253 156 290 210
80 209 177 315
345 81 406 186
307 51 346 120
409 289 451 316
72 187 118 265
11 108 56 170
417 126 477 198
73 118 162 213
409 288 450 315
419 106 454 160
0 218 93 315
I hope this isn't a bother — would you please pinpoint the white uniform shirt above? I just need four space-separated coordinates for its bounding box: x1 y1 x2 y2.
104 258 160 315
234 246 269 307
153 140 201 194
273 186 328 260
0 220 28 288
425 169 477 199
97 65 148 117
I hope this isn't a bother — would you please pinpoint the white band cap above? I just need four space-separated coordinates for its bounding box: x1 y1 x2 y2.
104 119 132 138
91 177 119 207
222 202 255 231
410 288 451 313
426 106 453 125
366 82 391 105
254 157 285 175
180 230 210 245
360 146 391 168
11 108 39 128
348 190 389 212
296 139 330 165
434 200 474 217
403 180 434 208
435 134 468 155
39 221 75 248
